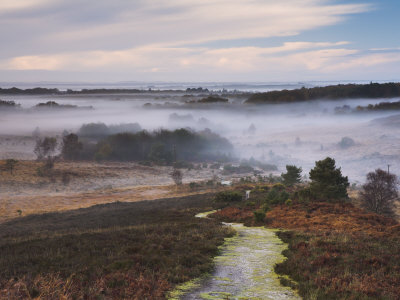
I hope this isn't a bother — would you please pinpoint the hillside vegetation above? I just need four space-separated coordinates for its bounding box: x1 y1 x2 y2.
212 185 400 300
0 194 233 299
246 82 400 104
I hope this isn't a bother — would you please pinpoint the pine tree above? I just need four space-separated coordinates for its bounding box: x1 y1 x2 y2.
282 165 302 186
309 157 349 202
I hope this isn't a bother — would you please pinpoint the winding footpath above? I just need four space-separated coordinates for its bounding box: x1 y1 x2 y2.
170 212 300 300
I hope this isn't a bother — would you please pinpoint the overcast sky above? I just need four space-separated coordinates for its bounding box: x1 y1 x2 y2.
0 0 399 83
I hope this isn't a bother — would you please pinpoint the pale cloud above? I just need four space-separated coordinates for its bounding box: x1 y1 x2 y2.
369 47 400 52
5 46 194 71
280 48 360 71
0 0 50 12
6 55 63 70
322 52 400 72
0 0 371 58
56 1 369 48
3 42 340 71
2 0 394 81
7 41 397 77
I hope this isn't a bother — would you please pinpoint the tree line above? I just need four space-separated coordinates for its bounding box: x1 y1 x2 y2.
246 82 400 104
36 127 233 164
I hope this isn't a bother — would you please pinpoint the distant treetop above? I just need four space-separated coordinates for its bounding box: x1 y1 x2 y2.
186 87 209 93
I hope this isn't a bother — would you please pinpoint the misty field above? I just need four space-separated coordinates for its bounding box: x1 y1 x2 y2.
1 84 400 299
2 0 400 298
1 87 400 182
0 159 229 222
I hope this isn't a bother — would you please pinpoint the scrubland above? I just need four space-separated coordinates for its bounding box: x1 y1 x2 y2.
1 83 400 299
0 159 224 222
0 194 234 299
212 185 400 300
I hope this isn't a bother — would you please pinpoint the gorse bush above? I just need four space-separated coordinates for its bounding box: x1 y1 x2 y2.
261 203 270 213
253 210 265 222
214 191 242 203
264 186 290 205
292 187 314 203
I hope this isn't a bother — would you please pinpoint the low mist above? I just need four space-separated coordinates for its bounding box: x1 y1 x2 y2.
1 91 400 182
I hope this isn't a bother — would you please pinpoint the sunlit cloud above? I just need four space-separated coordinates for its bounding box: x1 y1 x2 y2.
0 0 50 12
7 41 400 78
322 52 400 72
1 0 395 81
32 0 371 49
4 42 350 71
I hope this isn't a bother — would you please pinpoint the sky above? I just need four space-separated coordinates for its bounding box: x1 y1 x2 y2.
0 0 399 83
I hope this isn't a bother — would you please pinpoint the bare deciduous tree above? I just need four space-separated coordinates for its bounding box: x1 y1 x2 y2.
34 137 57 160
5 159 18 175
171 168 183 185
360 169 398 216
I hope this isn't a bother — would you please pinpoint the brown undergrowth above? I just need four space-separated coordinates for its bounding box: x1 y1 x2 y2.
212 200 400 299
1 271 169 300
0 193 234 299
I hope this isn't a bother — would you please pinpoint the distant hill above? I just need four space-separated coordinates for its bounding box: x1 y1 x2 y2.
246 82 400 104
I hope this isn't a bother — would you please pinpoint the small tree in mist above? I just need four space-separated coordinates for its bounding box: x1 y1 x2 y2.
282 165 302 186
5 159 18 175
36 156 56 178
309 157 349 202
338 137 355 149
360 169 398 216
32 127 41 139
34 137 58 179
61 133 83 160
34 137 57 160
171 169 183 185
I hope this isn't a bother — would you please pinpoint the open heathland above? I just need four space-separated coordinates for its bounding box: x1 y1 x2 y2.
211 185 400 300
0 193 234 299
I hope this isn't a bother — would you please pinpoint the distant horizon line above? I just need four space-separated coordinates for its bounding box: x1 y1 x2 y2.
1 79 400 85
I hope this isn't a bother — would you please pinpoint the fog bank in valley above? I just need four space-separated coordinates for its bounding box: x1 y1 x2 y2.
1 91 400 182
